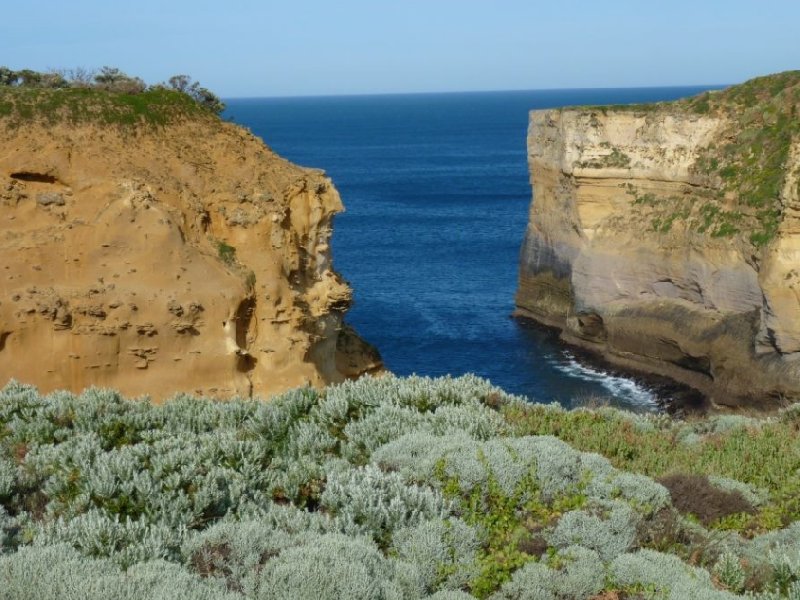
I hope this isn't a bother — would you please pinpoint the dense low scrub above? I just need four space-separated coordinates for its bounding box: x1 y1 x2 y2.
0 66 225 126
1 376 799 598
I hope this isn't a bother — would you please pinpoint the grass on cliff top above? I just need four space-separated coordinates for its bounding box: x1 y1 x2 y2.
689 71 800 246
573 71 800 249
0 85 217 128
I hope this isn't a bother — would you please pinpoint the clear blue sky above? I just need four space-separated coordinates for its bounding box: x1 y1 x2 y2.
2 1 798 97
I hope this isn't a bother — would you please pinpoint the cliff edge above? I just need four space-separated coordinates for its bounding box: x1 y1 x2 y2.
515 72 800 407
0 87 381 400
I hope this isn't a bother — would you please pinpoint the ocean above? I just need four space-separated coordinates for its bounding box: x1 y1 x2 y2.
225 86 719 410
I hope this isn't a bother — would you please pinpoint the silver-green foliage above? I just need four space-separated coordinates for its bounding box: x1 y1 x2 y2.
33 508 181 568
611 549 740 599
713 552 746 593
372 434 585 502
547 500 639 561
0 456 15 499
321 464 449 540
2 376 800 599
0 543 238 600
252 533 422 600
490 546 605 600
181 519 308 593
391 518 482 592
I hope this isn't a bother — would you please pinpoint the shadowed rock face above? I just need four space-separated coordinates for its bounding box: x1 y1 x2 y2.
515 72 800 407
0 103 381 400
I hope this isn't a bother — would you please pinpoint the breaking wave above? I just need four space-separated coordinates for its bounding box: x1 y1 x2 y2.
551 352 658 410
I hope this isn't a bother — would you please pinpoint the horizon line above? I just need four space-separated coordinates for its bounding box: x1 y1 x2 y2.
223 82 730 102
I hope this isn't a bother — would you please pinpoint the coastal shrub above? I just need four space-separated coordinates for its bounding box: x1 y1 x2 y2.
658 473 756 526
373 433 586 506
2 375 800 598
165 74 225 114
713 552 747 593
0 543 238 600
583 457 671 514
391 518 482 592
755 582 800 600
503 397 800 528
280 419 338 460
0 506 16 551
709 475 768 508
227 500 334 535
251 533 422 600
504 436 584 502
429 404 509 439
608 472 671 514
0 455 15 499
489 546 605 600
763 546 800 596
324 373 518 415
371 432 476 483
341 404 432 462
33 509 181 568
692 414 763 435
93 66 147 94
440 437 539 498
181 520 307 593
0 66 225 117
610 549 739 599
249 388 313 425
321 464 449 543
546 500 639 561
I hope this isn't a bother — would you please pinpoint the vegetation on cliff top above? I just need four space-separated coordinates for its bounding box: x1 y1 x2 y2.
689 71 800 247
2 375 800 598
0 66 225 127
580 71 800 249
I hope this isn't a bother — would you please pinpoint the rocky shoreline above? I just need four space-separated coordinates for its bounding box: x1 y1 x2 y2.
514 314 710 415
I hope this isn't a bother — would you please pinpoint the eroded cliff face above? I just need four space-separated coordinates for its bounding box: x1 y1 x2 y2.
0 99 381 400
516 72 800 407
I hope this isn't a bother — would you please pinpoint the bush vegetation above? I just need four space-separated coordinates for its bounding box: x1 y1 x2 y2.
0 65 225 127
685 71 800 247
589 71 800 250
1 375 800 598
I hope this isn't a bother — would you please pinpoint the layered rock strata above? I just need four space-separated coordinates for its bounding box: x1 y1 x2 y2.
0 91 381 400
516 72 800 407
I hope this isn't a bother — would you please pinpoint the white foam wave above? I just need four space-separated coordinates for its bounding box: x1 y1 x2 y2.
550 352 658 409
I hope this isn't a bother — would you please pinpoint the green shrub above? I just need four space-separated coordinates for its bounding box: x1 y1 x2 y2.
216 241 237 265
320 465 449 543
252 533 422 600
489 546 605 600
547 500 639 561
0 544 238 600
1 376 799 598
391 518 481 592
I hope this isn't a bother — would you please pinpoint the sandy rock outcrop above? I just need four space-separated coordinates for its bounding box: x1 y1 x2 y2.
0 99 381 400
515 72 800 407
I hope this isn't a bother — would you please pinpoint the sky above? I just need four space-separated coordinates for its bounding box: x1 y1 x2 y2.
2 1 799 97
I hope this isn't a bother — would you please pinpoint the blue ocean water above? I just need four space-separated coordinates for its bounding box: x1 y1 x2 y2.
225 86 719 410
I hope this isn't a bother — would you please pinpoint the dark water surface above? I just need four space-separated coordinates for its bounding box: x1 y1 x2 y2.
225 86 719 410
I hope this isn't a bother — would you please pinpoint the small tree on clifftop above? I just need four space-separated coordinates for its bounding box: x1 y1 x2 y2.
166 74 225 114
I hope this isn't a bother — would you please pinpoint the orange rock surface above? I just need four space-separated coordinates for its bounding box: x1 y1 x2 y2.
0 104 381 400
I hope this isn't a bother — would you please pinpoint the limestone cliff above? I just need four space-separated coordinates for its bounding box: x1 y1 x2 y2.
516 72 800 407
0 87 381 400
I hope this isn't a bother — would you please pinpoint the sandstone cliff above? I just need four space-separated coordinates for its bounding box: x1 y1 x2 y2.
516 72 800 407
0 87 381 400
